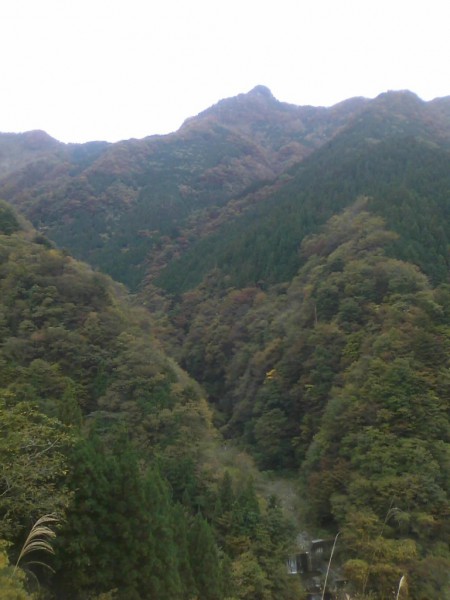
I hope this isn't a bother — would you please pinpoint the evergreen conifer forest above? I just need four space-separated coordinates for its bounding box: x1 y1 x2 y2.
0 88 449 599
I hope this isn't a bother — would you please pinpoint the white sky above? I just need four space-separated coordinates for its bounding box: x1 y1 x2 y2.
1 0 449 143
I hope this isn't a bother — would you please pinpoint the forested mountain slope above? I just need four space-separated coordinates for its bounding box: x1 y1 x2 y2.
163 201 450 598
0 87 369 289
0 86 450 292
1 89 449 295
1 88 450 599
154 91 450 293
0 202 301 599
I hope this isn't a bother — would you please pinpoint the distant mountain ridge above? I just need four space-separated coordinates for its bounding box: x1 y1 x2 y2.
0 130 63 178
0 87 449 289
153 89 450 293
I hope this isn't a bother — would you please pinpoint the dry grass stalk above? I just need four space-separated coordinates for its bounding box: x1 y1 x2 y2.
395 575 406 600
14 514 58 574
321 531 340 600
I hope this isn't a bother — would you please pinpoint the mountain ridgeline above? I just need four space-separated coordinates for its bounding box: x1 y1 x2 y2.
1 88 449 293
0 87 449 599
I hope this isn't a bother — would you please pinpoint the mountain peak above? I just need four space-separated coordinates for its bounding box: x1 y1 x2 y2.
373 89 424 109
20 129 62 149
247 85 275 99
180 85 281 131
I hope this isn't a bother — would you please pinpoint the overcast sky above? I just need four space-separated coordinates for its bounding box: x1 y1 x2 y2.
1 0 449 143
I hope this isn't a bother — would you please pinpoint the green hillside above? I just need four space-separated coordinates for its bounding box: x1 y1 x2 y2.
164 201 450 598
0 204 301 599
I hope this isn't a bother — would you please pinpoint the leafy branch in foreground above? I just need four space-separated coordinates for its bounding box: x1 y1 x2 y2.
0 540 31 600
0 394 73 546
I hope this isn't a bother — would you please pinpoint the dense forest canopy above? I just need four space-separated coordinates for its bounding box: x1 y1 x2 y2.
0 204 301 599
155 202 450 598
0 88 449 599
